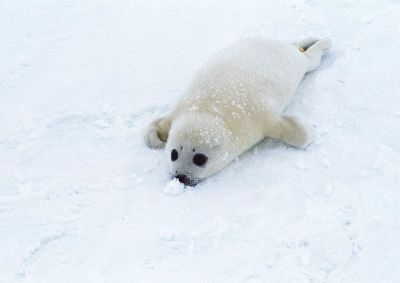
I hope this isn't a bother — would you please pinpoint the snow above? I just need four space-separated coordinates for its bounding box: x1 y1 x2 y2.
163 179 185 196
1 0 400 282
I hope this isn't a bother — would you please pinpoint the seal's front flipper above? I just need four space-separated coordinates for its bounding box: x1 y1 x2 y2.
266 115 311 148
144 117 171 149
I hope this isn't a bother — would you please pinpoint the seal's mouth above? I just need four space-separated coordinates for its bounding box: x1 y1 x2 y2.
170 173 200 187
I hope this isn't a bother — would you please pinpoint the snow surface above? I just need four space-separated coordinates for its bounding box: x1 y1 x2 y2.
1 1 400 282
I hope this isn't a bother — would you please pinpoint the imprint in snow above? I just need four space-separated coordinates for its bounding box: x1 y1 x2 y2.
17 181 33 196
295 162 310 171
163 179 185 196
323 183 333 196
265 253 280 268
93 118 113 128
300 252 311 266
321 159 331 168
135 177 144 185
17 233 66 278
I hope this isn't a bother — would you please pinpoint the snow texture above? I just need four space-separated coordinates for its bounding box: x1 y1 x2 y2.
1 1 400 282
163 179 185 196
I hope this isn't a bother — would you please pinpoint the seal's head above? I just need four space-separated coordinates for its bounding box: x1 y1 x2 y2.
166 113 232 186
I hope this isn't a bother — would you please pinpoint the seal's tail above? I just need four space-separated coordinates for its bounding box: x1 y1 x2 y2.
297 38 331 72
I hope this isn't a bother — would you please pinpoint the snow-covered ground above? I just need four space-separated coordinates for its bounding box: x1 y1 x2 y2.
1 1 400 282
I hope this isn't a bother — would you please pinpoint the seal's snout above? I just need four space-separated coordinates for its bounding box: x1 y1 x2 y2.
175 174 198 186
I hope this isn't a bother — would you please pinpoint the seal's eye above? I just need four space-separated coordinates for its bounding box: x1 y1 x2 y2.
171 149 178 161
193 153 208 167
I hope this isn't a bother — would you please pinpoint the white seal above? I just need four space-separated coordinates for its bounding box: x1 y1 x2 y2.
144 37 331 185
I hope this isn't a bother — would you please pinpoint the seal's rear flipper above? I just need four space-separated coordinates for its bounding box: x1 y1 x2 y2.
297 38 331 73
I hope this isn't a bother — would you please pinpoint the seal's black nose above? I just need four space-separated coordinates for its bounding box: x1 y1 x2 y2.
175 174 197 186
176 174 190 185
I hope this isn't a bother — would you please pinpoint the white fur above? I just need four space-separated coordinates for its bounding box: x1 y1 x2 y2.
144 37 331 184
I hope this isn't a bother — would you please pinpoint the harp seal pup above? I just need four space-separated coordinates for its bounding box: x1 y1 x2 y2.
144 37 331 186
